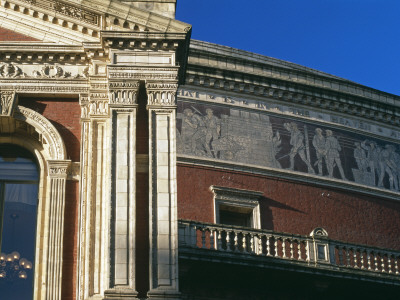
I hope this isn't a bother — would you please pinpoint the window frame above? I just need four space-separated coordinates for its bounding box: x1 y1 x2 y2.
210 186 263 229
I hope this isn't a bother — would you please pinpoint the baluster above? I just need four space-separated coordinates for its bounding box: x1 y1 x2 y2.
338 247 344 266
210 229 215 250
360 251 365 270
274 237 279 258
388 255 392 274
290 240 294 259
381 254 385 273
353 248 358 268
242 234 247 253
250 234 254 254
233 232 238 252
395 257 399 275
374 253 379 271
367 251 372 270
217 230 223 250
305 241 310 262
345 247 351 267
266 236 271 256
201 228 206 249
258 235 263 255
226 231 231 252
297 241 303 260
282 238 287 259
191 225 197 248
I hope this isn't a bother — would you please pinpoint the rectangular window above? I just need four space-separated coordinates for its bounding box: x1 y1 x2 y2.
211 186 262 229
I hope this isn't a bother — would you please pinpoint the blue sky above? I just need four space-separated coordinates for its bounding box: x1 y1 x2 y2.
176 1 400 96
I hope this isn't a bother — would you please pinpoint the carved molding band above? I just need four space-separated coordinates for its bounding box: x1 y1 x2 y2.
0 90 16 116
146 82 178 106
0 63 23 78
20 0 100 26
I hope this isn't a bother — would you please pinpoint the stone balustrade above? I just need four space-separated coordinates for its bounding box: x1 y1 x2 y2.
178 220 400 280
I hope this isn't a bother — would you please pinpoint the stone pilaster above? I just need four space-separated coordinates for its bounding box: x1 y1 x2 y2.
146 81 180 300
77 87 111 299
105 80 140 298
46 160 71 300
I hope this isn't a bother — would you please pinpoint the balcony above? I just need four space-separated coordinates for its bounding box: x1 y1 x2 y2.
178 220 400 285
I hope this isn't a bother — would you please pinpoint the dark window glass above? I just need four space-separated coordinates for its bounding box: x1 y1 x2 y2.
219 209 252 227
0 145 39 300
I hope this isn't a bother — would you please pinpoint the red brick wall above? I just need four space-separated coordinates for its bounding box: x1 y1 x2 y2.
177 164 400 250
62 181 79 300
0 27 38 41
19 98 81 162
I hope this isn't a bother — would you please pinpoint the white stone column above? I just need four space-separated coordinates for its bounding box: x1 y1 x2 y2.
105 81 140 298
46 160 70 300
146 82 180 300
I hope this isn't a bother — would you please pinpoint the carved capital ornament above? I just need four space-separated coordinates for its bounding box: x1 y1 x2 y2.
0 90 17 116
146 82 178 107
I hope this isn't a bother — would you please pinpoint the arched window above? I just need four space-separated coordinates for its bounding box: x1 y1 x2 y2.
0 144 39 300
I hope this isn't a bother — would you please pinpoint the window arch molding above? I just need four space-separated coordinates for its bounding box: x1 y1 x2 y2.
1 104 70 300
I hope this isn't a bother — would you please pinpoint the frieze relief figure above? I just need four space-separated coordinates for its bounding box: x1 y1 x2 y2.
181 108 207 155
325 130 346 180
361 140 381 186
177 103 400 193
203 108 221 158
378 144 398 190
283 122 315 174
312 128 326 175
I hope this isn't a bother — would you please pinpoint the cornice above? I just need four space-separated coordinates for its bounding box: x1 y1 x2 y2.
0 0 100 44
0 0 191 46
184 68 400 127
188 40 400 111
70 0 191 33
0 46 90 64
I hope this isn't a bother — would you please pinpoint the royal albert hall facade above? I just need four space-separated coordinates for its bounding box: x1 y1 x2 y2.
0 1 399 299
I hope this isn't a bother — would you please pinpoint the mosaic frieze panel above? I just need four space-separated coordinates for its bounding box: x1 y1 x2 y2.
177 101 400 192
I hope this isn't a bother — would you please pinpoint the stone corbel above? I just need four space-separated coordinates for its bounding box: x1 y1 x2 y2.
146 81 178 107
0 89 17 117
108 80 140 106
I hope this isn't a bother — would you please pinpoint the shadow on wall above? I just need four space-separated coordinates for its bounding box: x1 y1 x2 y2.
260 196 305 231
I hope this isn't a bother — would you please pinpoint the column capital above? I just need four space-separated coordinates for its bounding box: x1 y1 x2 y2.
0 89 17 117
47 160 71 178
146 81 178 108
108 80 140 107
